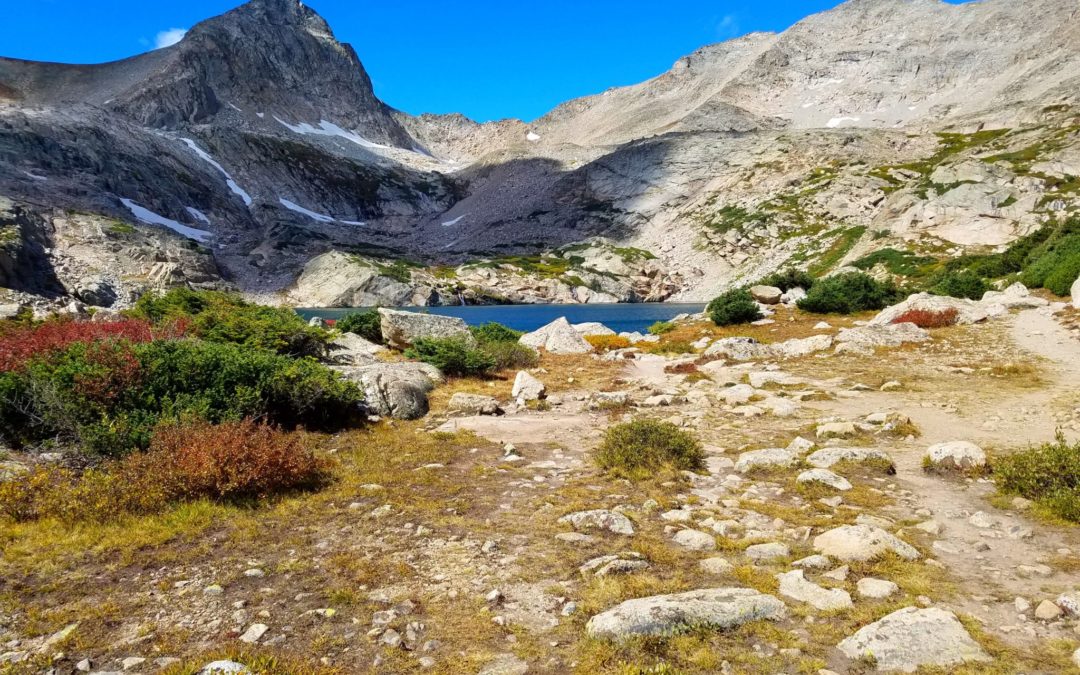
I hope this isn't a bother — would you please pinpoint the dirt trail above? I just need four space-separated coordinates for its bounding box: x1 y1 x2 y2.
811 308 1080 639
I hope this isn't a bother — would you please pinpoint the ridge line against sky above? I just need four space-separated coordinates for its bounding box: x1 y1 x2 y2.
2 0 975 123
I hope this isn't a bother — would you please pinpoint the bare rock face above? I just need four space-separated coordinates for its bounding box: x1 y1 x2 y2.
377 308 474 350
585 588 786 639
837 607 990 672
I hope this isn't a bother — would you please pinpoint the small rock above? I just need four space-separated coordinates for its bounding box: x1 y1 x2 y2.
673 529 716 551
239 623 268 644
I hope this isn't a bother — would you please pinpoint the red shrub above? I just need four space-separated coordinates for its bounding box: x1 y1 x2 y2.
71 342 144 405
147 419 329 500
891 308 960 329
0 318 186 372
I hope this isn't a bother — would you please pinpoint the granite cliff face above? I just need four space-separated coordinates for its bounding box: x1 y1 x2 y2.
1 0 1079 309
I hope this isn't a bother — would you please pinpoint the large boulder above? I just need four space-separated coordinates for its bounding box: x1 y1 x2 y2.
378 308 474 350
512 371 546 401
585 588 786 639
703 337 768 361
924 441 987 472
981 282 1048 309
837 607 990 672
835 323 930 354
448 393 502 416
768 334 833 359
327 332 388 366
335 362 443 420
519 317 593 354
572 322 616 336
735 447 799 474
750 285 783 305
1073 274 1080 309
870 292 1002 326
558 509 635 535
813 524 919 562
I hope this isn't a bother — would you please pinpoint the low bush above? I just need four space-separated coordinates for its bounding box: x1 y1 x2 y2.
930 270 989 300
757 268 815 292
648 321 676 335
647 340 695 355
130 289 331 358
594 419 705 480
0 339 363 455
891 308 960 329
480 340 539 371
707 289 763 326
797 272 903 314
336 309 384 344
0 419 328 523
405 337 497 377
994 433 1080 522
470 322 523 344
585 334 632 351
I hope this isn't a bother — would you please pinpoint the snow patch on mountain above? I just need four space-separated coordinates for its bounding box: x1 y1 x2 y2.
120 198 212 243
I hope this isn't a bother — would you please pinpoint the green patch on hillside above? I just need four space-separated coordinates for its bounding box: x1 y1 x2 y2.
868 129 1013 196
807 226 867 277
852 248 938 277
702 205 774 235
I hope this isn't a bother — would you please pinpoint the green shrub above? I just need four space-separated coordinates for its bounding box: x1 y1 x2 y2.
470 322 524 344
130 289 330 358
939 217 1080 297
707 289 763 326
0 338 363 455
930 270 989 300
337 309 384 344
480 340 539 371
797 272 903 314
594 419 705 479
758 268 815 292
852 248 936 277
405 337 497 377
994 433 1080 522
648 321 676 335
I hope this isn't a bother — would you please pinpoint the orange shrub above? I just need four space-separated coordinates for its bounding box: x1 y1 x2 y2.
0 419 329 523
890 308 959 329
585 334 632 351
147 419 329 501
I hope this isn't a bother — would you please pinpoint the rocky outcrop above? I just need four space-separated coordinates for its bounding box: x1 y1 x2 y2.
585 588 786 639
837 607 990 672
377 309 474 350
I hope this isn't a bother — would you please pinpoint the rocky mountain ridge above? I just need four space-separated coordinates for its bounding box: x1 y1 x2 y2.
1 0 1079 310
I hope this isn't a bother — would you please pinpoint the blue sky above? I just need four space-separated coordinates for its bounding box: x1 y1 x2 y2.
3 0 970 122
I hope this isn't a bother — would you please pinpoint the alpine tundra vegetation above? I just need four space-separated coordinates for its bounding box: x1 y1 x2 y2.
2 0 1080 673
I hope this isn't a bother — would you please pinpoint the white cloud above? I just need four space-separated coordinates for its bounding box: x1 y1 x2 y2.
154 27 187 49
717 15 740 39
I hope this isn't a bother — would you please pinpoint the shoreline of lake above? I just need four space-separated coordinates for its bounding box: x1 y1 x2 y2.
296 303 707 335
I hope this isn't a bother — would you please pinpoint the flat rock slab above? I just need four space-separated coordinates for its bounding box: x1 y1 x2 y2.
586 587 786 639
838 607 990 672
559 509 635 535
813 524 919 562
806 447 892 470
777 570 853 611
378 308 474 350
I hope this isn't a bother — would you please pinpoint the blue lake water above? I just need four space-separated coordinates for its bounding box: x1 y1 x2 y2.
296 303 707 335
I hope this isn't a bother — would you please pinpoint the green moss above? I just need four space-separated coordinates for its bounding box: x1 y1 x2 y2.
107 221 136 235
612 246 657 263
